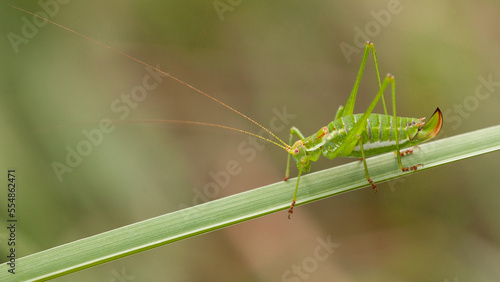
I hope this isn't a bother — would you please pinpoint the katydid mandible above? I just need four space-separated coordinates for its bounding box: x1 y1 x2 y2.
11 6 443 219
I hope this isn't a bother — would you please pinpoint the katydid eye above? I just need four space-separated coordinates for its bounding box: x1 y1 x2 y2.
294 148 299 154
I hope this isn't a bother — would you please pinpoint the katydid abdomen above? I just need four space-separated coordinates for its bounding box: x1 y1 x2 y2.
325 113 426 158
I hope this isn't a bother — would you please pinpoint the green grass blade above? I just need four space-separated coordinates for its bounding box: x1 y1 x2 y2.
1 125 500 281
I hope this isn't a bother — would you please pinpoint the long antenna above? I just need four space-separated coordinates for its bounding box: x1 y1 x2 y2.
9 5 291 152
84 119 290 151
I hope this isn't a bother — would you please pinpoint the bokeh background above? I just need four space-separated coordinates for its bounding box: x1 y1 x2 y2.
2 0 500 281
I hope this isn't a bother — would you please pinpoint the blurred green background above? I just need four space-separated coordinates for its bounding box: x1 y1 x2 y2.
1 0 500 281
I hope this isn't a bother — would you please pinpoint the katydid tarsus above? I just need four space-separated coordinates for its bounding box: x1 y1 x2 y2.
11 6 443 219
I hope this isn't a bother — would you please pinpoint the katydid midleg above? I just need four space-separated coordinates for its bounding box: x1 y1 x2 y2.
11 6 443 219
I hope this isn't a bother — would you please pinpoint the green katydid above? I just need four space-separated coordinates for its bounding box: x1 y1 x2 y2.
11 6 443 219
284 42 443 218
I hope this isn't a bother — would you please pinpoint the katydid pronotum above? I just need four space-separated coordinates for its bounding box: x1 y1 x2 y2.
11 5 443 219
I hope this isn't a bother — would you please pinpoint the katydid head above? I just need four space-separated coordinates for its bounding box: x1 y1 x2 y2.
410 108 443 143
289 140 306 155
288 140 313 172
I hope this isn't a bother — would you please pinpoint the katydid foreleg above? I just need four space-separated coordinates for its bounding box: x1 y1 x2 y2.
284 127 306 181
